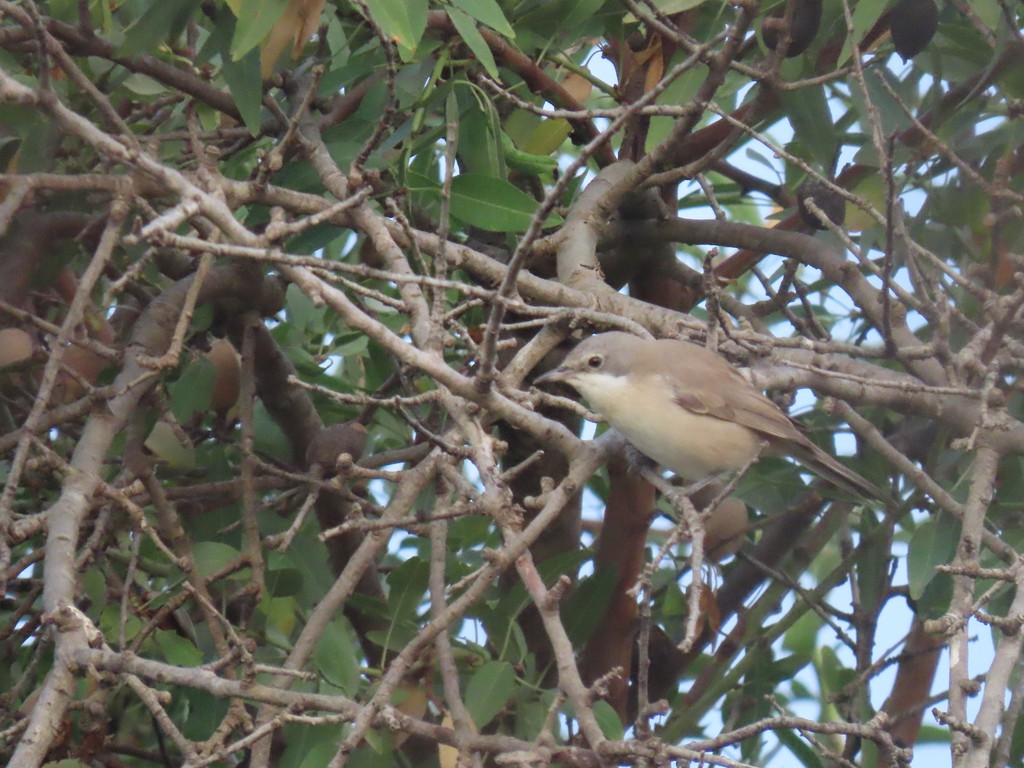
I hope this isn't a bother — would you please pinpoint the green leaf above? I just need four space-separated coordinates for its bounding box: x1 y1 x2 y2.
191 541 241 579
81 567 108 613
168 356 215 421
121 0 202 56
447 0 515 38
192 303 215 334
196 101 219 132
851 72 913 145
261 595 298 644
464 660 516 729
846 173 885 232
253 400 292 462
331 332 369 357
266 564 305 598
519 119 571 156
366 624 418 652
230 0 288 60
648 69 705 148
780 86 836 170
776 727 824 768
556 0 607 28
122 73 168 99
916 723 952 745
856 509 888 612
285 222 347 255
221 46 263 135
770 653 812 681
286 283 326 335
366 0 428 61
592 699 625 739
100 604 142 643
744 146 781 176
280 720 347 768
969 0 1002 30
917 572 954 620
314 618 363 694
563 565 617 645
648 0 709 10
182 688 230 740
840 0 887 65
783 611 821 657
325 14 351 66
144 421 195 470
817 645 854 695
448 8 499 79
908 517 958 600
386 558 429 621
454 102 502 177
155 629 202 667
450 174 562 232
513 688 554 741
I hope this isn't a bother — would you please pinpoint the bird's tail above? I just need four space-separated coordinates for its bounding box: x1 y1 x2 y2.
795 442 884 501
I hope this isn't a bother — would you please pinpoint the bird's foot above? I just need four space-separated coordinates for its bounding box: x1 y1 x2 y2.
623 442 657 475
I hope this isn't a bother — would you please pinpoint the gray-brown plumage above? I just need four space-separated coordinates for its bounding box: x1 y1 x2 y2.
535 332 880 500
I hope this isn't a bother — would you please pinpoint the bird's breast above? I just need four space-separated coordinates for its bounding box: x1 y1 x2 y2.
574 372 762 480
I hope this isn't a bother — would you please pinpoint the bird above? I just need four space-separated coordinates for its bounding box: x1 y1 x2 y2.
534 332 881 500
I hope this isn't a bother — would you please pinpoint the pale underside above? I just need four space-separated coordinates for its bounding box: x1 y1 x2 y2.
568 370 763 480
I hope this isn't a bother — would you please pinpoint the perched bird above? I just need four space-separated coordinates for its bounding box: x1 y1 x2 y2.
535 332 880 499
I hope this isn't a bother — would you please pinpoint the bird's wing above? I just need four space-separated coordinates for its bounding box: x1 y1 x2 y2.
672 376 882 498
668 364 804 444
665 353 883 498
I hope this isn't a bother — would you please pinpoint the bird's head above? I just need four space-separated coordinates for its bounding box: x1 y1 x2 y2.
534 332 644 408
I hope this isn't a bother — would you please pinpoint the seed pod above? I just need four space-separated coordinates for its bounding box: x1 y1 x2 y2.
761 0 823 57
56 343 107 403
306 421 368 470
703 497 749 562
0 327 33 369
0 327 35 396
205 338 241 415
797 180 847 230
890 0 938 60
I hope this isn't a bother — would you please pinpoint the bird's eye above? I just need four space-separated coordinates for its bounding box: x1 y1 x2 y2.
586 355 603 369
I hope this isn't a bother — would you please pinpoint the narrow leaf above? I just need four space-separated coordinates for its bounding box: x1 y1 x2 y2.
448 0 515 37
449 8 499 79
367 0 427 60
908 518 958 600
230 0 289 60
122 0 202 55
781 86 836 170
221 46 264 135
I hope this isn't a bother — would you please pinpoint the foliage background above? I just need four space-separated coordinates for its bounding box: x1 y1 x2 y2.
1 0 1024 767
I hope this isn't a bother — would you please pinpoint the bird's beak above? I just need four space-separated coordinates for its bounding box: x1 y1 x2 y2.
534 366 570 387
